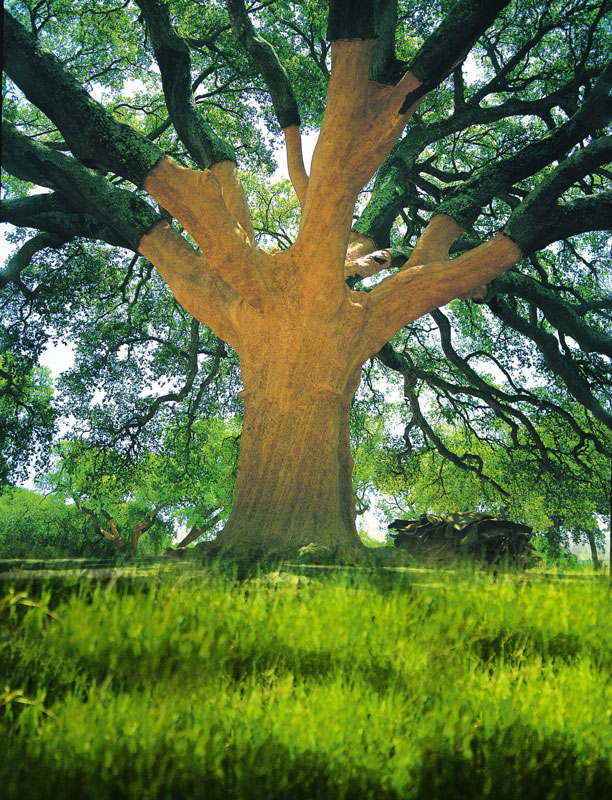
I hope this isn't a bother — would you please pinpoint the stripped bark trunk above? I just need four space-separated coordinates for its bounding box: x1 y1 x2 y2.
217 377 361 555
212 305 365 555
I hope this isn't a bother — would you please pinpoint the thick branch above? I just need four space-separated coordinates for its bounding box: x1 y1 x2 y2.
74 499 125 555
135 0 235 169
225 0 309 213
283 126 309 208
326 0 376 40
137 221 241 347
404 214 464 266
363 230 521 356
131 505 166 556
368 0 408 85
505 136 612 253
142 157 264 306
2 129 244 338
353 86 587 246
3 9 162 185
2 120 161 251
0 233 68 291
400 0 512 112
226 0 300 128
522 193 612 251
134 0 253 240
1 193 135 250
296 39 423 278
437 62 612 230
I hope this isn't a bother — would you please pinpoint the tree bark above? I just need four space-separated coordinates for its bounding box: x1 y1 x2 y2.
176 511 224 548
214 349 364 556
585 528 601 571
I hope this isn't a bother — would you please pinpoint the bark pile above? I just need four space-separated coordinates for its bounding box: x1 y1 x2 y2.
389 512 539 567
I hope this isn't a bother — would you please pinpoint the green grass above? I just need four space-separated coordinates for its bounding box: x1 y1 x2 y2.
1 565 611 799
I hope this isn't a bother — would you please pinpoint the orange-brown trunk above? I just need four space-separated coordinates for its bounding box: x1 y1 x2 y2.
216 375 364 556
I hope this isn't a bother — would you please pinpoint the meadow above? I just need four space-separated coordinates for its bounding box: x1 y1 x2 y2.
1 562 611 799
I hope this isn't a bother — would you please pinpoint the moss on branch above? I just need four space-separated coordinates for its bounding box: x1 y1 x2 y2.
2 120 161 251
226 0 301 129
407 0 512 91
3 9 163 186
1 194 134 250
135 0 235 168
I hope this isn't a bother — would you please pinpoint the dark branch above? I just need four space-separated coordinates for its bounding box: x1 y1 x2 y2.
437 64 612 231
377 343 511 498
491 271 612 358
226 0 301 128
369 0 408 85
400 0 512 112
3 9 163 185
326 0 376 41
508 192 612 259
1 193 134 250
134 0 235 168
2 120 161 251
0 233 68 292
429 308 552 465
504 134 612 253
175 510 224 547
354 84 581 245
488 296 612 431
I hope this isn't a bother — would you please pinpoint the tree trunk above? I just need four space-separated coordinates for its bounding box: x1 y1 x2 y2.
214 358 364 557
585 529 601 571
176 511 224 548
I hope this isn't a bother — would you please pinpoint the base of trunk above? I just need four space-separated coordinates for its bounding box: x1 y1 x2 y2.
207 515 366 561
202 372 365 559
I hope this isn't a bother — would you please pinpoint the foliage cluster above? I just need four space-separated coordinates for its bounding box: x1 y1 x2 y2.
1 568 611 798
0 488 111 559
0 487 179 558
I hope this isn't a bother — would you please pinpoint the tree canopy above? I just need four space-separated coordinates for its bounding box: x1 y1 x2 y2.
1 0 610 557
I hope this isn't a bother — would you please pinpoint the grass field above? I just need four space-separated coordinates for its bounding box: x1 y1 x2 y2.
1 563 611 799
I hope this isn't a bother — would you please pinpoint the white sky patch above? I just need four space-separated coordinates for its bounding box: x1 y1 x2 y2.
273 129 319 181
89 386 106 408
123 78 148 94
90 83 105 103
462 51 482 83
40 340 76 378
358 504 388 541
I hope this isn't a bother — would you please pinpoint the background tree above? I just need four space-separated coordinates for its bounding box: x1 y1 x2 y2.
2 0 610 557
361 405 610 566
0 486 116 558
0 348 56 487
45 418 237 555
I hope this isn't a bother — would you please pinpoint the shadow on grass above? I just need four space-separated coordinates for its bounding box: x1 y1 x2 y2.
2 722 611 800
